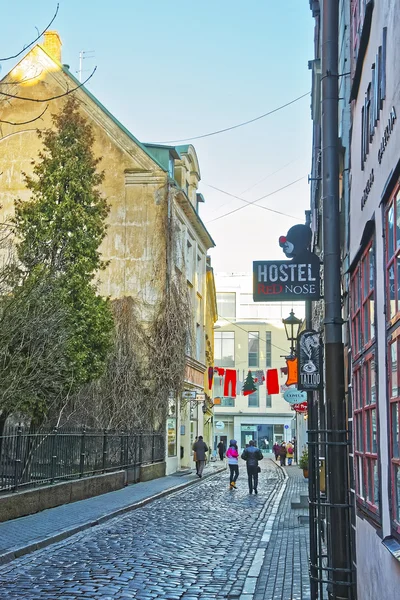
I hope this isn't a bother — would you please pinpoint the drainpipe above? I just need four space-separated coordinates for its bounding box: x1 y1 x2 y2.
321 1 353 598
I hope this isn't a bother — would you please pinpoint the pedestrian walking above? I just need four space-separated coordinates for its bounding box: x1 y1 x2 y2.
193 436 198 474
279 442 287 466
273 442 280 461
226 439 239 489
286 441 294 466
192 435 208 478
217 440 226 461
241 440 263 494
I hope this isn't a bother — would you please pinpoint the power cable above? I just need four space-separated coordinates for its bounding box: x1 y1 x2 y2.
217 315 291 355
240 157 301 195
205 177 306 224
152 92 309 144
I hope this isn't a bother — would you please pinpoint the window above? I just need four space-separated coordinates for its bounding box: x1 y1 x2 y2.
266 394 272 408
386 187 400 534
197 253 205 294
351 238 379 517
216 292 236 319
221 397 235 407
186 236 194 283
167 399 177 457
214 331 235 367
248 332 259 367
248 387 259 408
266 331 272 368
196 296 203 361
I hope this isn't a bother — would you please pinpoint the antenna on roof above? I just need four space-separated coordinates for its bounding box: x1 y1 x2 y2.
77 50 95 82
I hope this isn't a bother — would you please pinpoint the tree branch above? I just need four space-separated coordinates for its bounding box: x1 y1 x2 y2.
0 105 48 126
0 67 97 102
0 4 60 61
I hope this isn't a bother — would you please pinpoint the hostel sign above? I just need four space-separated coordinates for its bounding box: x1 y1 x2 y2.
253 225 321 302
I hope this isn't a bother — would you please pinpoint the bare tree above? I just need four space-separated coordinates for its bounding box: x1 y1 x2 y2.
0 4 96 127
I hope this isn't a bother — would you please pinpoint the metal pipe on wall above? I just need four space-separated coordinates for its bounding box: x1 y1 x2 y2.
321 0 353 598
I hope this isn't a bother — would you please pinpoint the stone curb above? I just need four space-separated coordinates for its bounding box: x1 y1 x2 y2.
0 466 226 567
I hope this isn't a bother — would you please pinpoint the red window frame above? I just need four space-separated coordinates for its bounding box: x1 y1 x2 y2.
351 240 379 517
385 185 400 534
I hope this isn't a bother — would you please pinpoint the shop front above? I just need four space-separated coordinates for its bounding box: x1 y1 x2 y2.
233 416 293 452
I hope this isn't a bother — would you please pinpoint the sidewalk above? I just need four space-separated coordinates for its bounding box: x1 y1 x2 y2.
252 463 310 600
0 461 225 566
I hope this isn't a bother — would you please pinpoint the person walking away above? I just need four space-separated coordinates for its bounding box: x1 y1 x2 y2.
279 442 287 466
241 440 263 494
217 440 226 461
193 436 198 474
286 441 294 466
226 440 239 489
192 435 208 478
273 442 280 461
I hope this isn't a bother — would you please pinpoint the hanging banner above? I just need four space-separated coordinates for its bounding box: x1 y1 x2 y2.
297 330 323 391
253 225 321 302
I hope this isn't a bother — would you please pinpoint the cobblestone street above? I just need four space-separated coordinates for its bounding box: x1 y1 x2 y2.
0 460 310 600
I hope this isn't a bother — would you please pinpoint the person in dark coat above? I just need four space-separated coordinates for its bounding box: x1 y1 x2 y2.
192 436 208 478
241 440 263 494
273 443 280 461
279 443 287 466
217 440 226 460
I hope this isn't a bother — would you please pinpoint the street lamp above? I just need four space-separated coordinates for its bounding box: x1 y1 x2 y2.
282 310 302 356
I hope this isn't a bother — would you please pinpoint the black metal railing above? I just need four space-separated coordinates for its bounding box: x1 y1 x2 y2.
0 426 165 493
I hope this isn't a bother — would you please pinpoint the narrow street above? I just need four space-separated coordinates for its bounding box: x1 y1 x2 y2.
0 460 310 600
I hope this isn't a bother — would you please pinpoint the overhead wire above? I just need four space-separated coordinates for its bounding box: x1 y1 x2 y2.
240 157 301 195
152 92 309 144
205 176 306 224
217 314 293 355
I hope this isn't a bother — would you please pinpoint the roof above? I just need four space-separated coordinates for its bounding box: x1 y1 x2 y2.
56 60 167 172
5 41 167 173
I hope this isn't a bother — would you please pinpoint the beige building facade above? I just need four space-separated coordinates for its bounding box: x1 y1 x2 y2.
0 32 215 475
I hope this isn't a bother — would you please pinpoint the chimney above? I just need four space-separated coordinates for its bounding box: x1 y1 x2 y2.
42 31 62 63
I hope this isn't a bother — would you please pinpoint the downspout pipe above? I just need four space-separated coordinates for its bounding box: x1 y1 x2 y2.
321 1 353 598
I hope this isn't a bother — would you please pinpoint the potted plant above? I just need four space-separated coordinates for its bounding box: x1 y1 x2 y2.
299 448 309 479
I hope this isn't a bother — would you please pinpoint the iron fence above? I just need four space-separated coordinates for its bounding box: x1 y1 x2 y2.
0 426 165 493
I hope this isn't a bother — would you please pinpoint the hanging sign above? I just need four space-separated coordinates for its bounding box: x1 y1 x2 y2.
297 330 323 391
253 225 321 302
182 391 197 399
215 421 225 430
293 402 308 413
283 388 307 404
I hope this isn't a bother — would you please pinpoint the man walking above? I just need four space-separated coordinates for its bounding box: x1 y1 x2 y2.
241 440 263 494
217 440 225 460
192 435 208 478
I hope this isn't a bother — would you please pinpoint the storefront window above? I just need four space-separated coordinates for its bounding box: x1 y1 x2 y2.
351 238 379 518
386 187 400 534
167 398 177 457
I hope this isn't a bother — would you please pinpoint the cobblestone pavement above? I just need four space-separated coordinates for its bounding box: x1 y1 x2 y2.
253 464 310 600
0 462 224 562
0 460 310 600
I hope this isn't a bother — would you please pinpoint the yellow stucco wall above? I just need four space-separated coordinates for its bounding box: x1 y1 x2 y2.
0 46 168 304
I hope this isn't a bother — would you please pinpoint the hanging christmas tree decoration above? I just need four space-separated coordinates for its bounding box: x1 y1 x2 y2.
242 370 257 396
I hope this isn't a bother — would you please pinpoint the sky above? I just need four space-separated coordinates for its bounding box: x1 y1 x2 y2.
2 0 314 273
